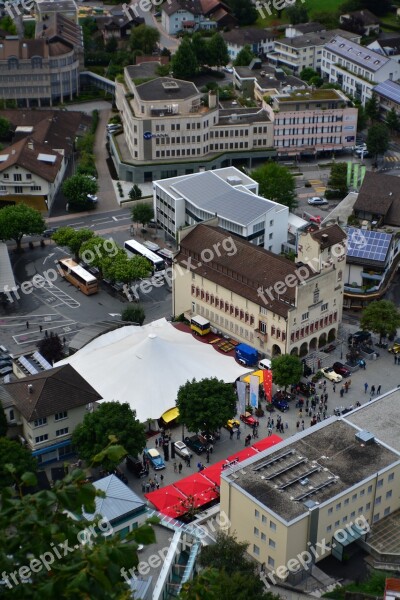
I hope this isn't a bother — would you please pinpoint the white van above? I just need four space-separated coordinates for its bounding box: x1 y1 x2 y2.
258 358 271 370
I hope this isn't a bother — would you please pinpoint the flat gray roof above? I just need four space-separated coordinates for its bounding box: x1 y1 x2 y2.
170 170 277 226
345 389 400 453
134 77 199 101
225 420 399 522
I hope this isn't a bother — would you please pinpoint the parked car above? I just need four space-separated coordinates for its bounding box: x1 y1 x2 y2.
355 147 368 156
143 448 165 470
388 341 400 354
348 331 371 346
223 66 233 73
199 431 219 445
0 358 12 368
320 367 342 383
126 456 147 478
174 440 192 460
307 197 328 206
184 435 206 455
332 362 351 378
42 227 58 238
272 397 289 412
226 419 240 432
240 412 259 427
87 194 98 203
0 366 12 377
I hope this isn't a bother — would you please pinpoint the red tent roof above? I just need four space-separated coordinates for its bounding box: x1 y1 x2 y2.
145 486 186 511
174 473 216 497
252 434 282 452
200 460 226 485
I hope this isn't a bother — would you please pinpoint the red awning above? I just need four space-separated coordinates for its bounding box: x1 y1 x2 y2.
174 473 216 497
252 434 283 452
145 486 186 512
226 447 258 463
200 460 226 485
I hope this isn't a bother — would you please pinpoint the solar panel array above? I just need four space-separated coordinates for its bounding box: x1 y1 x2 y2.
32 351 52 370
374 81 400 105
346 227 391 262
18 356 38 375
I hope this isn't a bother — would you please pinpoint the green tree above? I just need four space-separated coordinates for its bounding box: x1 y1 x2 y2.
0 204 45 250
0 16 17 34
172 37 198 79
208 33 229 68
0 438 37 490
233 44 254 67
366 123 390 164
130 24 160 54
131 202 154 228
328 162 348 195
0 403 7 437
251 162 297 211
355 101 367 131
105 36 118 53
62 174 98 211
365 93 380 123
0 116 11 140
79 236 118 275
312 10 339 29
121 305 145 325
0 442 157 599
360 300 400 344
129 184 143 201
286 4 308 24
271 354 303 390
385 108 400 134
37 333 64 364
52 227 95 261
72 402 146 469
300 67 318 83
176 377 237 437
102 250 152 283
180 567 280 600
192 33 210 68
199 532 257 576
226 0 258 25
310 75 323 88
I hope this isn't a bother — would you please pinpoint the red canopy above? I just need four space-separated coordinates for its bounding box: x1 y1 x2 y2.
252 434 283 452
174 473 216 497
200 460 226 485
226 447 258 463
145 486 186 511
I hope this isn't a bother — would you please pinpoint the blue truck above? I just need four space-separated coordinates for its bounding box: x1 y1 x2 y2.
235 343 258 367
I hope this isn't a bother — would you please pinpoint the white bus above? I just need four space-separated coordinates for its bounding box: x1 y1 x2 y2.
58 258 98 295
124 239 165 275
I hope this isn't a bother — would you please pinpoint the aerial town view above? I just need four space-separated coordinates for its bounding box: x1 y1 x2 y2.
2 0 400 598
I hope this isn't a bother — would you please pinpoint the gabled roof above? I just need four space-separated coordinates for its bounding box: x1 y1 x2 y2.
324 35 389 71
222 27 275 46
341 9 379 26
353 171 400 217
82 474 145 523
0 138 63 182
310 224 347 249
176 224 299 316
0 364 102 421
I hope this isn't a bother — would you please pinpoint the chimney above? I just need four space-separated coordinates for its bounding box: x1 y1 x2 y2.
208 90 217 109
321 234 328 241
28 140 34 150
27 384 33 394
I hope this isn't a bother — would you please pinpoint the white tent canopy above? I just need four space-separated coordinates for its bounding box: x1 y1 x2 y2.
56 318 249 421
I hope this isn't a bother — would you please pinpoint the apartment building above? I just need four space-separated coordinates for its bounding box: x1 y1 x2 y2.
269 29 359 75
153 167 288 251
173 222 346 358
220 402 400 582
0 364 102 464
373 80 400 117
321 36 400 106
114 73 274 183
271 88 358 156
222 28 276 61
161 0 236 35
0 14 82 107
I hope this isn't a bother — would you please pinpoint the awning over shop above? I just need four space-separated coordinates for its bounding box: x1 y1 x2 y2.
32 439 71 457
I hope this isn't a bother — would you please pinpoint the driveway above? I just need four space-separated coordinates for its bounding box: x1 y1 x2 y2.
94 109 119 211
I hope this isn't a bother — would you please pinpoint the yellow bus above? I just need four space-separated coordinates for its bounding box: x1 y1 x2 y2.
58 258 98 295
190 315 210 336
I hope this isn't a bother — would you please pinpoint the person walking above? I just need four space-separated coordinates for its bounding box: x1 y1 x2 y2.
229 429 234 440
395 355 397 365
39 325 43 333
155 438 158 448
377 384 381 395
26 321 29 329
178 462 183 474
364 382 368 394
371 385 375 396
206 450 210 463
160 474 164 485
236 428 241 440
185 456 191 467
173 462 177 473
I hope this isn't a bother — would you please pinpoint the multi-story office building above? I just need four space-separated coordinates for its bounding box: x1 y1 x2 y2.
113 73 274 183
269 29 359 75
220 391 400 581
0 14 82 107
271 88 358 157
173 222 346 357
321 36 400 106
153 166 288 251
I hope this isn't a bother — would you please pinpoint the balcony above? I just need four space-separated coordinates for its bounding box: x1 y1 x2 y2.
254 328 268 342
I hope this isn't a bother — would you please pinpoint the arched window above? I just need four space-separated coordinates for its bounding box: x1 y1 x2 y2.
31 56 42 69
8 57 18 70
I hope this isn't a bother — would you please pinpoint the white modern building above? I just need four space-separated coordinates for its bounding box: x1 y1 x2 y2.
153 166 288 252
321 36 400 106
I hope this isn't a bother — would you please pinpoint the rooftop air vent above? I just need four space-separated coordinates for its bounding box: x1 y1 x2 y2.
226 176 243 185
162 81 180 91
321 233 329 240
355 430 375 445
300 478 309 485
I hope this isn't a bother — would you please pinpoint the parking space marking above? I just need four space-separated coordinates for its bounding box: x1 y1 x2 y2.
39 280 81 308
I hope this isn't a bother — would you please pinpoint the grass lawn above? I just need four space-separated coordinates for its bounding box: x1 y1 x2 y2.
256 0 343 27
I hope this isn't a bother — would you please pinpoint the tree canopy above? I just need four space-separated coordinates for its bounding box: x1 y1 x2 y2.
286 4 308 24
52 227 95 261
385 108 400 134
0 442 158 599
234 44 255 67
328 162 348 195
37 333 64 364
121 305 145 325
0 116 11 140
131 203 154 227
0 203 45 250
172 37 198 79
226 0 258 25
130 24 160 54
176 377 237 436
365 93 380 123
271 354 303 390
102 250 152 284
72 402 146 469
62 174 98 211
208 33 229 67
129 184 143 201
0 438 37 490
251 162 297 211
366 123 390 163
360 300 400 343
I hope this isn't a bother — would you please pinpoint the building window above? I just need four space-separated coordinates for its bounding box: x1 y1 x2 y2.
352 494 357 501
259 321 267 334
335 520 340 528
269 539 276 549
321 303 328 311
33 417 47 427
360 489 365 496
254 527 259 536
373 513 380 523
261 515 267 524
55 411 67 421
14 187 23 194
377 478 383 488
270 521 276 531
344 498 349 506
328 507 333 515
35 434 48 444
261 532 266 541
255 509 260 518
388 473 394 482
268 557 275 567
313 287 319 303
366 502 371 510
368 485 373 493
301 312 309 321
253 544 260 556
56 427 69 437
327 525 332 532
336 503 341 510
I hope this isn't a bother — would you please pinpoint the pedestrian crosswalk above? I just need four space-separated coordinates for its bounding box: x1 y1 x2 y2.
385 155 400 162
308 179 326 194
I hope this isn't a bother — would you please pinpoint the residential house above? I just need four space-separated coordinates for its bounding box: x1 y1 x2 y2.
353 171 400 226
321 35 400 106
173 222 346 358
373 79 400 116
96 13 144 42
284 22 326 38
153 166 288 252
35 0 78 24
0 364 102 464
233 62 306 102
222 28 276 61
271 88 357 157
367 34 400 62
0 14 83 107
269 29 360 75
339 9 380 36
114 74 274 183
161 0 236 35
